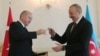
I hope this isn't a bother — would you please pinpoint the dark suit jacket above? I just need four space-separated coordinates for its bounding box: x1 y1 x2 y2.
8 21 37 56
51 17 93 56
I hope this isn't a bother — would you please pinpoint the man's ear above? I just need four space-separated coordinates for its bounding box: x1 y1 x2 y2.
21 15 24 19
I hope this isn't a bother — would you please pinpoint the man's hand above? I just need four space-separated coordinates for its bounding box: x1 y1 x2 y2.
48 28 56 37
52 43 63 52
36 29 46 35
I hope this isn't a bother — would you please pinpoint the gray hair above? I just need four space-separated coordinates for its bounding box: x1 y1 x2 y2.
20 10 32 18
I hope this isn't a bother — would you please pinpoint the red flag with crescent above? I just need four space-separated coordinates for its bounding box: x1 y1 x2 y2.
1 7 13 56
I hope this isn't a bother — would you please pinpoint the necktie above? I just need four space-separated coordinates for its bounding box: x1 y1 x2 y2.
23 27 32 45
70 23 77 32
23 27 28 32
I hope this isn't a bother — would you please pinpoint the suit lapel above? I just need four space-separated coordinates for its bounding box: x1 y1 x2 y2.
16 21 32 45
70 16 85 34
16 21 28 32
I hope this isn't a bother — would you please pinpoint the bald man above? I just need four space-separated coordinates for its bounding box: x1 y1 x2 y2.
8 10 45 56
48 4 93 56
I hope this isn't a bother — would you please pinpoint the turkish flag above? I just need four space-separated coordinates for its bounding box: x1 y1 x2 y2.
1 31 9 56
1 7 13 56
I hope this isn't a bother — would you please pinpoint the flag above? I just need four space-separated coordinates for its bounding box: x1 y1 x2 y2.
1 7 13 56
85 5 100 56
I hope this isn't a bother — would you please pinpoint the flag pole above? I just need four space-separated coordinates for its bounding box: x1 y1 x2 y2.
86 0 88 6
9 0 11 5
9 0 11 9
86 0 88 3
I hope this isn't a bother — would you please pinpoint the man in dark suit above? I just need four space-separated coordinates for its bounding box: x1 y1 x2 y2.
48 4 93 56
8 10 46 56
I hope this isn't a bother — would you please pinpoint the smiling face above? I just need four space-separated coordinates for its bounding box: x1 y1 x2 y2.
20 11 32 26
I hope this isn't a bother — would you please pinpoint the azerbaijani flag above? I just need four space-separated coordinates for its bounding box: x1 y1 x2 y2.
85 4 100 56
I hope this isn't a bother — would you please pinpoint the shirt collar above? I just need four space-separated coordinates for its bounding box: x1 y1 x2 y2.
19 20 25 27
76 15 82 24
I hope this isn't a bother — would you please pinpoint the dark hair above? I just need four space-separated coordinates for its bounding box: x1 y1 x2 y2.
70 4 82 13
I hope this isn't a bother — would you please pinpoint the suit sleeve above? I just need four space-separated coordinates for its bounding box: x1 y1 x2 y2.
66 22 93 51
51 24 71 44
9 23 37 41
